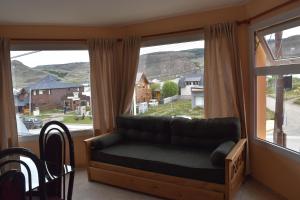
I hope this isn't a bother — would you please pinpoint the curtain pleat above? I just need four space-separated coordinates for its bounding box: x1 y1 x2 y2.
204 23 249 172
204 22 247 138
88 37 141 135
0 38 18 150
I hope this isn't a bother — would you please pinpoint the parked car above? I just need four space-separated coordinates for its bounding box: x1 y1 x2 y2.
22 117 43 129
148 99 158 107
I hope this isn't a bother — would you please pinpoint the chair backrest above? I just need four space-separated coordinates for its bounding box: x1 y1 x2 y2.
39 121 75 200
0 147 46 200
0 170 26 200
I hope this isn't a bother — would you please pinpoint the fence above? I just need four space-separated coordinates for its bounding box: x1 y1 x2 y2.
163 95 179 104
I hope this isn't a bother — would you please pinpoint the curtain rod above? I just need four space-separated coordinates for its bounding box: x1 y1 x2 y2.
11 0 296 42
237 0 297 25
142 0 297 38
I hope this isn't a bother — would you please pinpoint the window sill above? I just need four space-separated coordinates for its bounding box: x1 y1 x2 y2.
253 137 300 163
18 129 93 142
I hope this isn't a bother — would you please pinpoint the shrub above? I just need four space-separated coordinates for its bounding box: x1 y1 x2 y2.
150 83 160 92
162 81 178 98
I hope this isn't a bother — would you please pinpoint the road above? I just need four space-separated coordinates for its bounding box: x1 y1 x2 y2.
267 97 300 152
267 97 300 136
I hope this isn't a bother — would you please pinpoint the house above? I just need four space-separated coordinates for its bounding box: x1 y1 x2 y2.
14 88 30 113
135 72 152 103
179 73 204 96
1 1 299 200
28 75 90 111
179 73 204 107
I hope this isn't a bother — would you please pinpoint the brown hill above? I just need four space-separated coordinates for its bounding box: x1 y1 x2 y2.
11 48 204 88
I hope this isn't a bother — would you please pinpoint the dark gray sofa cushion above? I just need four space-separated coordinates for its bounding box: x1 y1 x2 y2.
90 133 124 150
116 116 172 144
91 141 225 184
171 117 241 149
210 141 235 167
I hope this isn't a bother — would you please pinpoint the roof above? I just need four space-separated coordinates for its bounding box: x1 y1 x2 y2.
136 72 149 84
179 73 204 88
28 75 81 90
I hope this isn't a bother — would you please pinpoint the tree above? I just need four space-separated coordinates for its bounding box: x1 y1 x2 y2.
162 81 178 98
150 83 160 92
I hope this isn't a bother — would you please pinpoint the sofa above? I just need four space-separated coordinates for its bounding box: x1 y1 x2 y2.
84 116 247 200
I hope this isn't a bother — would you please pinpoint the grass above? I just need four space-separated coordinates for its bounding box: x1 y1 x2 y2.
139 99 204 119
23 108 93 124
294 98 300 105
267 77 300 101
63 115 93 124
266 108 275 120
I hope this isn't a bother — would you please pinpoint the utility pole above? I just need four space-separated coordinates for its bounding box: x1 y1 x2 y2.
273 31 286 147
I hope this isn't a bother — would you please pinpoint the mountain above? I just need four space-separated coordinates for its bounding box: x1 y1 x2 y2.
11 48 204 88
34 62 90 84
11 60 48 88
138 48 204 81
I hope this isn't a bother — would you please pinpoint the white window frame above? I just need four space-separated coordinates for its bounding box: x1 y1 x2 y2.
250 7 300 161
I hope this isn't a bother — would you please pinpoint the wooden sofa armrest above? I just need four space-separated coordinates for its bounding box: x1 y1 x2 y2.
84 131 112 179
225 138 247 162
225 138 247 200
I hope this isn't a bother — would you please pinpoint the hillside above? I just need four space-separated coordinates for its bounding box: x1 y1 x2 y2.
138 48 204 81
11 60 48 88
34 62 90 84
11 48 204 88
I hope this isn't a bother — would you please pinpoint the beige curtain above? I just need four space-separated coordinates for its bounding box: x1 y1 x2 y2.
0 38 18 150
88 37 141 135
204 22 247 139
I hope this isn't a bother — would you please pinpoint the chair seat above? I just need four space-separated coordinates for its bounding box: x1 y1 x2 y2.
91 141 225 184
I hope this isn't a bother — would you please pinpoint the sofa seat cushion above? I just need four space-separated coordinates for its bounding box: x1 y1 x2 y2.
91 141 225 184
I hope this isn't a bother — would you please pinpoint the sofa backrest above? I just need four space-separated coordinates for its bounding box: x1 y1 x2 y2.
116 115 172 144
170 117 241 149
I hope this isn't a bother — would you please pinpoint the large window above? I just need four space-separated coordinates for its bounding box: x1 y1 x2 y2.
133 40 204 119
10 50 92 136
255 18 300 153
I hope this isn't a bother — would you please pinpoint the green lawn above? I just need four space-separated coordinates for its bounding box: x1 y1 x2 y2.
139 99 204 119
266 108 274 120
63 115 93 124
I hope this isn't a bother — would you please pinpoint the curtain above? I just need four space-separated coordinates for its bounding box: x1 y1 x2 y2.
88 37 141 135
204 22 247 138
0 38 18 150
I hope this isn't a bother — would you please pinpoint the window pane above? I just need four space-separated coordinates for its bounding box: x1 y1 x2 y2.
133 40 204 119
264 26 300 61
257 74 300 153
11 50 92 136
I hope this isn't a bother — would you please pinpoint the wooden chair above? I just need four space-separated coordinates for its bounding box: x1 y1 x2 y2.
0 147 46 200
39 121 75 200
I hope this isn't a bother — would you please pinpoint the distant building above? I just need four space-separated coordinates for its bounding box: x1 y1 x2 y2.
14 88 30 113
17 75 90 112
135 72 152 103
179 73 204 108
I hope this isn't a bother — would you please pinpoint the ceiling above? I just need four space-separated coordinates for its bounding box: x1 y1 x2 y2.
0 0 247 26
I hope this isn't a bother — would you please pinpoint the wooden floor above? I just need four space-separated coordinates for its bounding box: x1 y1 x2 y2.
72 169 285 200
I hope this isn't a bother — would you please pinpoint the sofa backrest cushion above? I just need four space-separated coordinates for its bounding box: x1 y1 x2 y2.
116 115 172 144
171 117 241 149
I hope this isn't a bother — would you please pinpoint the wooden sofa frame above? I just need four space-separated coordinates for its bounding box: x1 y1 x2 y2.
84 134 247 200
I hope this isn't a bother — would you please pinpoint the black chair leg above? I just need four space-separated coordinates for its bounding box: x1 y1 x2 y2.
67 171 75 200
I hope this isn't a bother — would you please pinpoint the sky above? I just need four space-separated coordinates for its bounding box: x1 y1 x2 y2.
10 41 204 68
265 26 300 39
